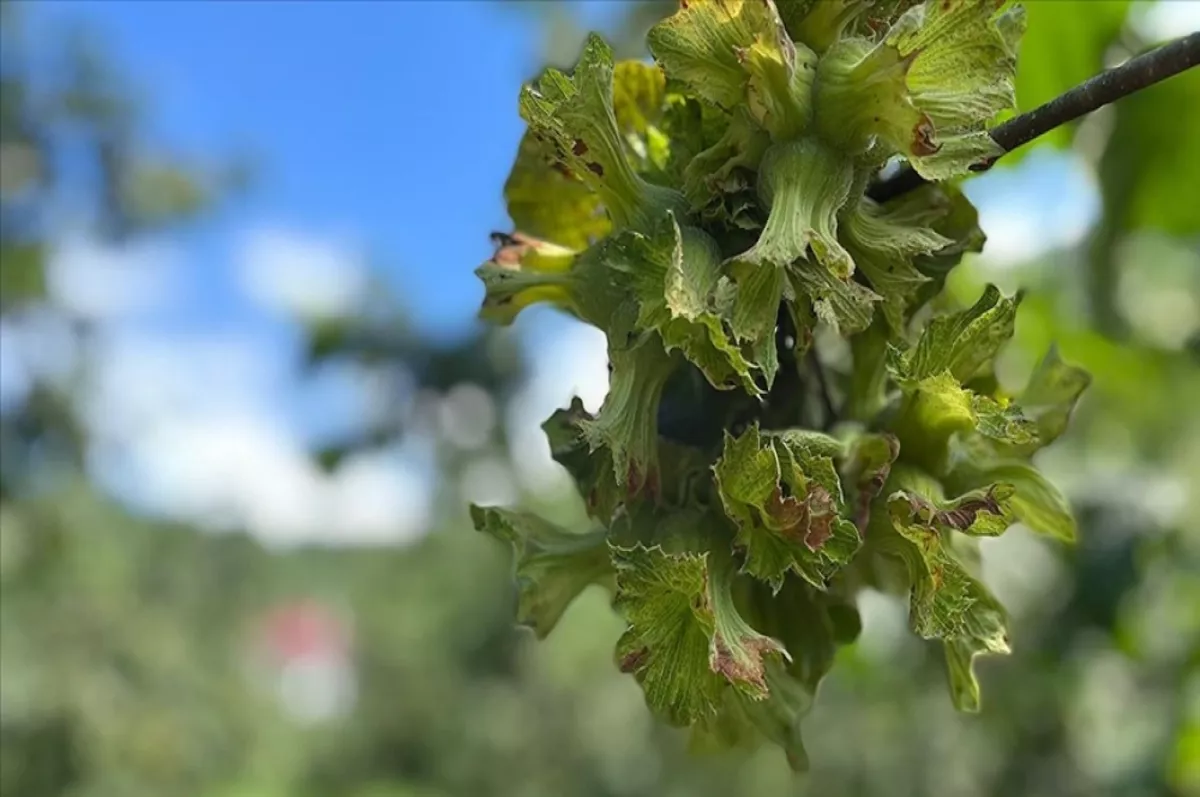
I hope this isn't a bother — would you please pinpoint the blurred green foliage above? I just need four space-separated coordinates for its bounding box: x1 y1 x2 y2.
1 1 1197 796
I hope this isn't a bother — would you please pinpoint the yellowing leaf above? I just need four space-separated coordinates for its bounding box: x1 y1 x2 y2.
520 33 688 233
503 130 609 251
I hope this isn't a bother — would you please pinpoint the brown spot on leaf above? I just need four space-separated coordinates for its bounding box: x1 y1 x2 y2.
853 435 899 536
619 647 649 673
969 155 999 173
587 162 605 177
803 485 838 551
766 486 809 537
626 462 642 495
903 485 1005 532
489 231 535 269
644 467 661 502
572 139 588 156
912 114 941 157
935 488 1004 530
709 635 778 692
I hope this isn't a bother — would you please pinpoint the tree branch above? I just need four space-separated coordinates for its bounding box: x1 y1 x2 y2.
869 31 1200 203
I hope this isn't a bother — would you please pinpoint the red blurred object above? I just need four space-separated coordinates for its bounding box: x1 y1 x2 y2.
261 600 349 662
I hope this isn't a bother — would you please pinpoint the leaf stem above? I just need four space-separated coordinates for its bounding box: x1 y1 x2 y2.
868 32 1200 202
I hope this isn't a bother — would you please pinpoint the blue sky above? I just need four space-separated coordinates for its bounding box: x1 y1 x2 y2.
35 0 632 342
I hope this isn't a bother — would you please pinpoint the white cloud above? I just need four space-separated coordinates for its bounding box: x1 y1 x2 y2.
97 408 431 548
82 330 283 442
83 328 432 548
48 236 181 320
238 228 368 319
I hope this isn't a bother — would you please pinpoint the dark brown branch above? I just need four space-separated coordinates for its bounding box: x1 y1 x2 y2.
869 31 1200 203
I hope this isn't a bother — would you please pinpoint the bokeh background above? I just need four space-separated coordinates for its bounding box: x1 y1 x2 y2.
1 1 1198 796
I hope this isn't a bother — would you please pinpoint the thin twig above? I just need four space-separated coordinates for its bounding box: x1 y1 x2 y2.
807 349 837 430
869 32 1200 203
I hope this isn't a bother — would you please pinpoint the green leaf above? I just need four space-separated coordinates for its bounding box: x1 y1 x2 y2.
471 505 614 639
789 252 882 336
947 460 1077 543
880 468 1012 711
732 138 855 276
890 369 1037 472
782 0 866 53
520 33 688 233
841 432 901 535
907 182 987 295
695 576 862 771
841 196 945 333
546 397 716 523
943 633 995 713
501 57 679 248
692 659 813 770
647 0 817 140
612 540 788 726
542 399 624 524
727 138 869 339
1014 346 1091 453
612 59 673 173
681 106 770 218
659 94 735 188
581 313 678 493
713 424 860 592
814 0 1023 177
610 214 774 394
888 482 1016 540
895 284 1020 384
